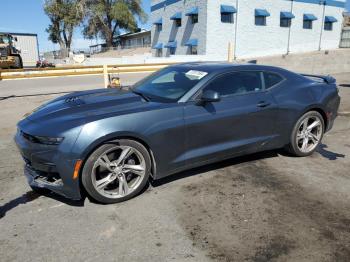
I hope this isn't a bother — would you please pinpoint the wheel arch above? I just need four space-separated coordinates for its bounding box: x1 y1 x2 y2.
285 106 327 156
302 106 328 131
78 133 157 181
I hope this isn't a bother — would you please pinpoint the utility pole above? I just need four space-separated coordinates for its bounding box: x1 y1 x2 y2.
103 64 109 88
234 0 239 60
228 42 233 62
319 0 326 51
287 0 294 54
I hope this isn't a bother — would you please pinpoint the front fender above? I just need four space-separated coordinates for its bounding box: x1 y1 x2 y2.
70 104 185 179
71 119 152 161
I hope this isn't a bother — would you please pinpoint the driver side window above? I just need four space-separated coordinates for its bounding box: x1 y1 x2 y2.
204 71 263 97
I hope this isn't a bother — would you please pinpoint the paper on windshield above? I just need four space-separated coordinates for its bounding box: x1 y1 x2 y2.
185 70 208 80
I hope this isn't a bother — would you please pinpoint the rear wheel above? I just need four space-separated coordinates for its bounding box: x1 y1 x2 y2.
286 111 324 156
82 139 151 204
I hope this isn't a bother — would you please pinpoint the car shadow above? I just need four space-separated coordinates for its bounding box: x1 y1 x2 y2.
0 190 84 219
0 191 40 219
316 144 345 160
151 150 279 187
151 143 347 188
44 191 85 207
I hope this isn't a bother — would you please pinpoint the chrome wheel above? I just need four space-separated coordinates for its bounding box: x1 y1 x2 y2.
91 146 146 199
296 115 323 153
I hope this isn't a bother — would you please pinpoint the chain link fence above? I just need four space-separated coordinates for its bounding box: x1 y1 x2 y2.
90 43 151 55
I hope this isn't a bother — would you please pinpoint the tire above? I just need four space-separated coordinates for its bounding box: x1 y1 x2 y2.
14 56 22 69
82 139 151 204
286 111 324 157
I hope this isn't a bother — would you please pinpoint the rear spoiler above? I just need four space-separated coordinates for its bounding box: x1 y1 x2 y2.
301 74 336 84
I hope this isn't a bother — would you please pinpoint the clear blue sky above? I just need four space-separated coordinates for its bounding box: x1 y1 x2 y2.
0 0 348 52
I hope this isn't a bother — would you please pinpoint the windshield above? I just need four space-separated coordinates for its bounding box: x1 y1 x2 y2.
0 35 10 44
133 67 208 102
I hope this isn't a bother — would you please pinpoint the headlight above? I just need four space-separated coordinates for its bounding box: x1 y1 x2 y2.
20 130 64 145
35 136 64 145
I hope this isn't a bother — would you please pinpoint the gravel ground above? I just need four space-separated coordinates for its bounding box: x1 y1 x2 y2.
0 73 349 262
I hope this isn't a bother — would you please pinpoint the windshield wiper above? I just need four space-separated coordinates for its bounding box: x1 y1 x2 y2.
132 90 150 102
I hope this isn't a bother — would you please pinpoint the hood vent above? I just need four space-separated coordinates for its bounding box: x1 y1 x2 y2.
65 96 85 106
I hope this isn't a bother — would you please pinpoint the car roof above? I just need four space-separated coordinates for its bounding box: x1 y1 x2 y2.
172 61 281 74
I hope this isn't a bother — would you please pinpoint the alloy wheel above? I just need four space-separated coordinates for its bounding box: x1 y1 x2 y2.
296 115 323 153
91 145 146 199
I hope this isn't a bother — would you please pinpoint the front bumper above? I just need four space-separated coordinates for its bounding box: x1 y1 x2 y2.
0 56 15 67
24 165 80 200
14 127 82 200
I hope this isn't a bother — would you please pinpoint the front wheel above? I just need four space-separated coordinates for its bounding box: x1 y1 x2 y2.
82 139 151 204
14 56 23 69
286 111 324 157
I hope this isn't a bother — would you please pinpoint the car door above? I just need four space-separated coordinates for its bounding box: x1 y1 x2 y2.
183 70 279 166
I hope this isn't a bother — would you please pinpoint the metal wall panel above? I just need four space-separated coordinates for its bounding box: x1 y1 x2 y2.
12 34 39 67
340 28 350 48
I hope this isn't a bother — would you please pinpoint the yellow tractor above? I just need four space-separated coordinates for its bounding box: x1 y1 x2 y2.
0 33 23 69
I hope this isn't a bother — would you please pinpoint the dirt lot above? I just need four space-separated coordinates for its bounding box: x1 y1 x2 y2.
0 73 350 262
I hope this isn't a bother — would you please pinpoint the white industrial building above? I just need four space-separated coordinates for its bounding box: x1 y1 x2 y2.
151 0 346 59
0 32 39 67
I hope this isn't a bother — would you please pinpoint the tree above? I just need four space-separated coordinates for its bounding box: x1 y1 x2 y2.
44 0 84 55
82 0 147 47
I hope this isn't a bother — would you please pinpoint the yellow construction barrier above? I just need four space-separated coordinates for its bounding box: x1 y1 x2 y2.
0 62 176 80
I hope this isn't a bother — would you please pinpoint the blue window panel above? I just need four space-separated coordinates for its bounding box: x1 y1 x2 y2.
185 39 198 46
255 16 267 26
324 0 346 8
280 11 295 19
151 2 165 12
170 12 182 20
169 48 176 55
153 43 163 49
221 5 237 14
151 0 182 12
291 0 345 8
186 7 198 16
164 41 177 48
303 14 318 21
280 18 292 27
324 22 333 30
151 0 346 12
221 13 234 23
153 18 162 25
303 20 313 29
325 16 338 23
255 9 270 17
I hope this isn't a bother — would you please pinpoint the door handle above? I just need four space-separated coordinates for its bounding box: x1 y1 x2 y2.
257 101 271 108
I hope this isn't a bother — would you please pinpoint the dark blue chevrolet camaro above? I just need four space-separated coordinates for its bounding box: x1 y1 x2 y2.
15 62 340 203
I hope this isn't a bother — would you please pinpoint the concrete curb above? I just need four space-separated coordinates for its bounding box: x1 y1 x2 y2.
338 112 350 117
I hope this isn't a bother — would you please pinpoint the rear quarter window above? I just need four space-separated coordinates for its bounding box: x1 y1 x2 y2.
264 72 284 89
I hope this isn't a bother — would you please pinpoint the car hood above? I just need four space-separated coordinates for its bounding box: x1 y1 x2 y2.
25 88 154 123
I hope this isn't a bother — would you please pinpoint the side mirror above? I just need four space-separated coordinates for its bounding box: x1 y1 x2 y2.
198 90 221 103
